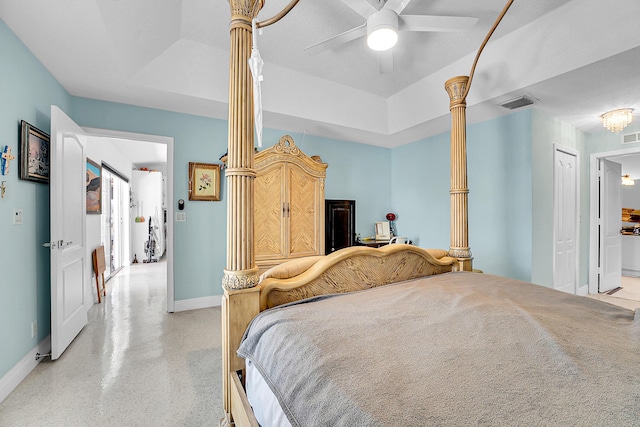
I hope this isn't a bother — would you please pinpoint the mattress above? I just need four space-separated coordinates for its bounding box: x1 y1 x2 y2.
246 360 292 427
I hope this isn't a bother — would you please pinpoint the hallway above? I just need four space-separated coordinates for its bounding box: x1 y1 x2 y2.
0 261 223 426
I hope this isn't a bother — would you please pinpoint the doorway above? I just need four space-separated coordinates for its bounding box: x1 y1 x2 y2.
101 166 130 279
84 127 175 312
589 146 640 302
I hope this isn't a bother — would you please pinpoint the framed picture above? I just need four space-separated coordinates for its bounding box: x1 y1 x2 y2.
86 158 102 214
189 162 221 201
20 120 50 183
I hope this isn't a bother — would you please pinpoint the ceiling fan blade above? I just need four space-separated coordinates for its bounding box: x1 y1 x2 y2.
383 0 412 15
378 50 393 74
399 15 478 32
304 24 367 55
340 0 377 18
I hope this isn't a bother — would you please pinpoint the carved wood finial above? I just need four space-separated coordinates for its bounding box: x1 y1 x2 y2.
445 76 469 107
274 135 300 155
228 0 264 19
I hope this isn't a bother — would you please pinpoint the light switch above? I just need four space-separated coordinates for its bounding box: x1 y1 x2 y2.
13 209 23 225
176 212 187 222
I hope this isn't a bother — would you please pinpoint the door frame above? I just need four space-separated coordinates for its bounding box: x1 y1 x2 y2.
84 127 175 313
589 146 640 295
552 143 579 294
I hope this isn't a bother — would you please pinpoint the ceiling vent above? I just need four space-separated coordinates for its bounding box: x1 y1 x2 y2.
622 131 640 144
499 95 536 110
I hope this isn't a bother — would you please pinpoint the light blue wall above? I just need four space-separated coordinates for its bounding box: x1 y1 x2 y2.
0 20 72 378
69 104 394 303
392 111 533 281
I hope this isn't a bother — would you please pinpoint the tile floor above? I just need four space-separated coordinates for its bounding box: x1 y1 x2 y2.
0 259 223 426
587 275 640 310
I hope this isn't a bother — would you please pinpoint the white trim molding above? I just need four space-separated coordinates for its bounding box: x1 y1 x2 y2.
0 335 51 404
173 295 222 312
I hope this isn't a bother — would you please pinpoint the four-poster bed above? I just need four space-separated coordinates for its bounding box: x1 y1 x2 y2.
221 1 640 426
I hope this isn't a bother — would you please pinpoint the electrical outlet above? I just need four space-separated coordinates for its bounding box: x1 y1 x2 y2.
31 321 37 338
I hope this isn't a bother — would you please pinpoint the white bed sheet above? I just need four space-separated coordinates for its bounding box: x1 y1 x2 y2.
246 359 292 427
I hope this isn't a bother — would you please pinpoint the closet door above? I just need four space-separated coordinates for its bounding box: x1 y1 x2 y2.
255 163 286 261
288 164 322 258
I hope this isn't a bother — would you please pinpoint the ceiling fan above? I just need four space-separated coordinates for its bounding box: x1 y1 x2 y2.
304 0 478 72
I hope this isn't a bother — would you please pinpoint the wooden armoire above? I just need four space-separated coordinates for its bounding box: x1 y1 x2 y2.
254 135 328 272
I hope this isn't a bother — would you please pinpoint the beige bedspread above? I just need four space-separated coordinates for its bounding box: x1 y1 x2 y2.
238 272 640 426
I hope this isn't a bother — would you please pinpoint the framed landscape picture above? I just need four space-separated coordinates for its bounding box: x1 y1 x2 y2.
86 158 102 214
20 120 50 183
188 162 220 201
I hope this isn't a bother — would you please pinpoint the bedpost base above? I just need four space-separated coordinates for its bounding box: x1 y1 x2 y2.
455 257 473 271
222 287 261 427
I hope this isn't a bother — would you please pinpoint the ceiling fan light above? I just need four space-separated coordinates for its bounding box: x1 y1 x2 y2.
367 28 398 51
367 9 399 51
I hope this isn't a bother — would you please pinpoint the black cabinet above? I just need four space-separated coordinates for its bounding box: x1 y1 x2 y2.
325 200 355 254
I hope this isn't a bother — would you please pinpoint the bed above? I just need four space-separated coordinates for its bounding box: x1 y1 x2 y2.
226 246 640 426
220 1 639 426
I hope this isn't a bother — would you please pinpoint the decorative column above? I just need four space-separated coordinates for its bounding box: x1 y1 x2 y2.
221 1 264 425
445 76 472 271
223 0 263 291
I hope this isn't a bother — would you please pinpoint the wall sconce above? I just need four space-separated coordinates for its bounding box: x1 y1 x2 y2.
601 108 634 134
622 174 635 186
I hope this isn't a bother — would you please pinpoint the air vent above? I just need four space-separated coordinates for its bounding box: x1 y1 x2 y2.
622 131 640 144
499 95 536 110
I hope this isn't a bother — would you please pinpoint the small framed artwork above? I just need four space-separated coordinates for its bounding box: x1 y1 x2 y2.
20 120 50 183
189 162 221 201
86 158 102 214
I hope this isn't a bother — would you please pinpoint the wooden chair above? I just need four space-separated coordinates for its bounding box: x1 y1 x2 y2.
92 246 107 303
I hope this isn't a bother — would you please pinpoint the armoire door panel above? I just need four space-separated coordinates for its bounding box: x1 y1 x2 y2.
288 166 320 257
255 164 286 259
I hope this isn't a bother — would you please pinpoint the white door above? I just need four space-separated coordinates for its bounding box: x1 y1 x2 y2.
50 106 88 360
599 158 622 293
553 147 578 293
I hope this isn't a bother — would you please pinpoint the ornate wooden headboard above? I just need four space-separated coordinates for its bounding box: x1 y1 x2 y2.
259 245 458 310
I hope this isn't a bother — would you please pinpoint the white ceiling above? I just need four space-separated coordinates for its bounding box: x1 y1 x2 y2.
2 0 640 151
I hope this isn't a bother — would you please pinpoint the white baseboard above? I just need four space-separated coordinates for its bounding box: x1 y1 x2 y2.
172 295 222 312
0 335 51 404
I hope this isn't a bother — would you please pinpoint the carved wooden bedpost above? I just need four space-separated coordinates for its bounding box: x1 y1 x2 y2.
442 0 514 273
222 0 264 425
445 76 473 272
